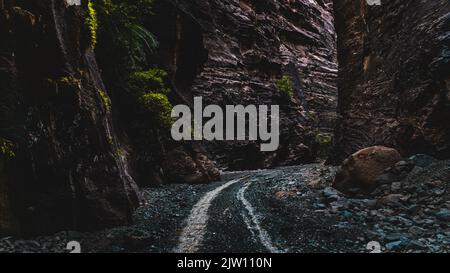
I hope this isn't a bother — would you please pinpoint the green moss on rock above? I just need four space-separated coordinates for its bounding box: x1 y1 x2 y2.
315 132 332 147
140 93 173 129
98 89 112 112
129 69 170 96
314 131 332 160
59 76 81 89
0 138 15 158
86 0 98 48
276 75 294 99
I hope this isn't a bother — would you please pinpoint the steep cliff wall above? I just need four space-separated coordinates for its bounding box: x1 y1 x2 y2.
0 0 140 235
333 0 450 162
150 0 338 169
92 0 220 187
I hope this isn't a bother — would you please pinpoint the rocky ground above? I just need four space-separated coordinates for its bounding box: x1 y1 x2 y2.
0 156 448 253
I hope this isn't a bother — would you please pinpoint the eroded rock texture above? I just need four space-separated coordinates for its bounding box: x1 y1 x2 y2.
151 0 338 170
0 1 140 235
333 0 450 162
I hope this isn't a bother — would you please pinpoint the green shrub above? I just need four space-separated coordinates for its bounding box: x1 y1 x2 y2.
96 0 158 70
0 138 15 158
140 93 173 129
276 75 294 99
126 69 173 133
129 69 170 96
315 132 332 147
314 131 332 159
86 0 98 48
306 111 319 123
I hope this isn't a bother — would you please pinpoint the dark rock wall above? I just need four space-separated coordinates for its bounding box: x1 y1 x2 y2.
333 0 450 162
151 0 338 170
0 158 19 234
1 0 448 238
0 0 140 235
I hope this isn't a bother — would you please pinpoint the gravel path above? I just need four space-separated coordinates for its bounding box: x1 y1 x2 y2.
1 161 449 253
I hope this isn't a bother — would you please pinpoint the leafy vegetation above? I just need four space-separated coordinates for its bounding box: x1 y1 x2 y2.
59 76 81 89
94 0 173 169
314 131 332 160
315 132 332 147
0 137 15 158
140 93 173 130
98 89 112 112
94 1 173 130
306 111 320 124
129 69 170 96
276 75 294 99
127 69 173 130
95 0 158 70
86 0 98 48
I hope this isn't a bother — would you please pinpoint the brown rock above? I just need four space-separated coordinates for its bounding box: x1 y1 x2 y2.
333 146 402 193
274 191 296 198
377 194 406 207
150 0 338 169
162 144 221 184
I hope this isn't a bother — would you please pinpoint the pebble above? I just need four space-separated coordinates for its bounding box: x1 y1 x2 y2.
385 240 404 250
322 187 340 201
1 158 448 253
436 209 450 221
391 182 402 191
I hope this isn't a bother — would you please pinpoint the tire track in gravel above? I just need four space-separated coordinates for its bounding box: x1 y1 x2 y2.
175 178 245 253
236 180 285 253
199 178 266 253
194 170 285 253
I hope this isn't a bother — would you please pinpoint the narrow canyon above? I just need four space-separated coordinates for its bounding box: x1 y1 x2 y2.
0 0 449 253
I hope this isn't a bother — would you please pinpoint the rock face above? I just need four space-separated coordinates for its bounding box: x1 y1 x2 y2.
0 158 18 235
333 146 401 193
0 1 140 235
6 0 448 239
333 0 450 162
161 144 221 184
150 0 338 169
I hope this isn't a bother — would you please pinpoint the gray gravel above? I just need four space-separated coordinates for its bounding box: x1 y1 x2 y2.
1 159 449 253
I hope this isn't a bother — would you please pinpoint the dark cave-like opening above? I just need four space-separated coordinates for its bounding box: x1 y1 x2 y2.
147 1 208 105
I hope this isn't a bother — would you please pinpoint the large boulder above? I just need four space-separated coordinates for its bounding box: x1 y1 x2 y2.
333 146 402 193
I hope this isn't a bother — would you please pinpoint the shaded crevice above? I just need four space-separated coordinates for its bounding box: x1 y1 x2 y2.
331 0 450 162
148 1 208 105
